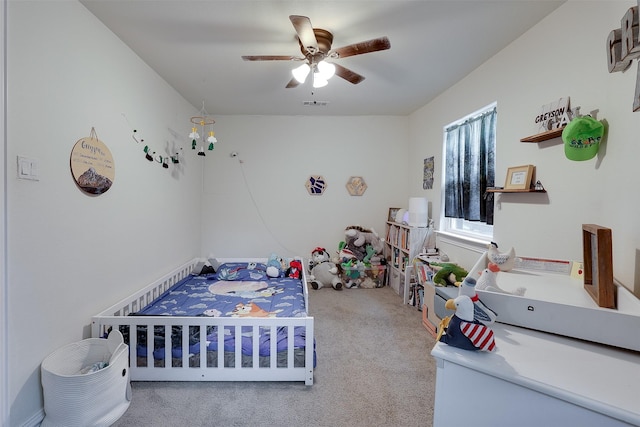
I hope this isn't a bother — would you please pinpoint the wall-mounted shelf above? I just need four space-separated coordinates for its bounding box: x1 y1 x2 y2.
520 126 565 143
486 187 546 193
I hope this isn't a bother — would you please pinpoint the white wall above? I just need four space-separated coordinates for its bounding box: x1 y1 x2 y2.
409 0 640 296
6 1 202 424
201 115 409 259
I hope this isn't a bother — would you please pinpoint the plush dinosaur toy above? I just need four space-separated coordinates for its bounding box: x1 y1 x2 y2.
430 262 469 287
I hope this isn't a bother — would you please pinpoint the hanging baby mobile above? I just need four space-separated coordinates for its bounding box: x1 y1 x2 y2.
189 102 217 156
122 102 219 171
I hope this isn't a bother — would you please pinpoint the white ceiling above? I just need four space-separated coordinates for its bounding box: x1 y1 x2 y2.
80 0 565 116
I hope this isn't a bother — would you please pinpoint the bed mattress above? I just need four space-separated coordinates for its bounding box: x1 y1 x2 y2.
124 261 311 362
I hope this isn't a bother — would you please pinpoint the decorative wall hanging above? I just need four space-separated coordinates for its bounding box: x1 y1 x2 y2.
70 128 114 195
423 156 434 189
533 97 573 133
189 102 217 156
306 175 326 195
123 113 181 170
345 176 367 196
607 5 640 111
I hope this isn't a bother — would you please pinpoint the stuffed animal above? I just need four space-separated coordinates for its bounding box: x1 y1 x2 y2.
336 241 358 265
342 233 367 261
286 259 303 279
487 242 516 272
437 295 496 352
266 253 284 278
458 277 497 325
476 262 526 296
309 247 343 290
344 226 384 259
340 260 364 288
430 262 468 287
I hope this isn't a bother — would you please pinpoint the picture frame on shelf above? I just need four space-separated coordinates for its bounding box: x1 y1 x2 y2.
504 164 534 190
388 208 401 222
582 224 615 308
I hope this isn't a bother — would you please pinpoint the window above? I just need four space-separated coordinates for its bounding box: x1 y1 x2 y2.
441 103 496 241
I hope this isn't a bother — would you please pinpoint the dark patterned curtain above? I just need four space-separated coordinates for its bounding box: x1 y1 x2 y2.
444 107 496 225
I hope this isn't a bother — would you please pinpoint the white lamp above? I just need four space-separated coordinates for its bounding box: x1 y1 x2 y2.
317 60 335 80
292 63 311 83
408 197 429 227
313 72 328 88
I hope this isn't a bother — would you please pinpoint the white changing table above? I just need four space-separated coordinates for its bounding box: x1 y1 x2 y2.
431 323 640 427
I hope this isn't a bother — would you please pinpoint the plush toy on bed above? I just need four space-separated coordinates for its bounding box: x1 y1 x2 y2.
266 253 285 278
309 247 343 290
286 259 303 279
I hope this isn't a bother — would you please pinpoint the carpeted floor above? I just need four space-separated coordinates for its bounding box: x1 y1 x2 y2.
111 286 437 426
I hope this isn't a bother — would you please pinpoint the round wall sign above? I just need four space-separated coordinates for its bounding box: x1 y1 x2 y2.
70 129 114 195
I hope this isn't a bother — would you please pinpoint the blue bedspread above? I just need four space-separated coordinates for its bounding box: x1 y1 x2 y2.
138 263 306 318
129 262 312 362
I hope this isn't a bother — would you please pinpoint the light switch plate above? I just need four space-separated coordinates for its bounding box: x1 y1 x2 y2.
17 156 39 181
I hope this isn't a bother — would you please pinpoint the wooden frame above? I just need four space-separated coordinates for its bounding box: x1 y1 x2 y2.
582 224 615 308
504 165 534 190
388 208 401 222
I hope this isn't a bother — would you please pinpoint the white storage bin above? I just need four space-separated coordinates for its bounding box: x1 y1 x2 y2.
41 330 131 427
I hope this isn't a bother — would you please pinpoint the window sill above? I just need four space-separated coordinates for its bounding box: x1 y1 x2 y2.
435 230 490 253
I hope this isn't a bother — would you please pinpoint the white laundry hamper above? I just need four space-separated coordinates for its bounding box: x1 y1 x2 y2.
41 330 131 427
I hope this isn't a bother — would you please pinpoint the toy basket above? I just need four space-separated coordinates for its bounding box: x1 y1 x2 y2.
41 330 131 427
341 264 386 288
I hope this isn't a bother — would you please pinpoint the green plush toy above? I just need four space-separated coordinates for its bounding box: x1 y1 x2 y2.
430 262 469 287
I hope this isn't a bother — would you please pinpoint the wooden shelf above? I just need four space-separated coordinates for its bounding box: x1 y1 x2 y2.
520 126 565 143
486 187 546 193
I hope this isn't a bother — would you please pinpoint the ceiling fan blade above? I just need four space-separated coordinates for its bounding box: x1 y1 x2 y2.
330 36 391 59
334 63 365 84
242 55 299 61
289 15 318 54
285 77 301 89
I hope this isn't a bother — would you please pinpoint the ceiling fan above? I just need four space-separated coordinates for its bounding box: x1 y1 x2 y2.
242 15 391 88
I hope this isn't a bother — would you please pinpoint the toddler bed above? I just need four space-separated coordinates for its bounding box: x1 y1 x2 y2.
91 258 314 385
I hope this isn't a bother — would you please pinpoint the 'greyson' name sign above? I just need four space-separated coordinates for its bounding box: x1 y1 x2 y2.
607 3 640 111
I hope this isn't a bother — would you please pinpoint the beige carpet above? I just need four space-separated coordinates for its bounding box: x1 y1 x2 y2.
112 286 437 426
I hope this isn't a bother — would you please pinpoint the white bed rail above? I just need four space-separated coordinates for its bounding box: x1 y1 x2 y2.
91 257 314 385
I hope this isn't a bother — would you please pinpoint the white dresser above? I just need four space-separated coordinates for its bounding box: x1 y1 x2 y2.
431 323 640 427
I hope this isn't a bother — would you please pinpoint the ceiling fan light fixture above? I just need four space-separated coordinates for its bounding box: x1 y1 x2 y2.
317 60 335 80
313 72 328 88
292 63 311 83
